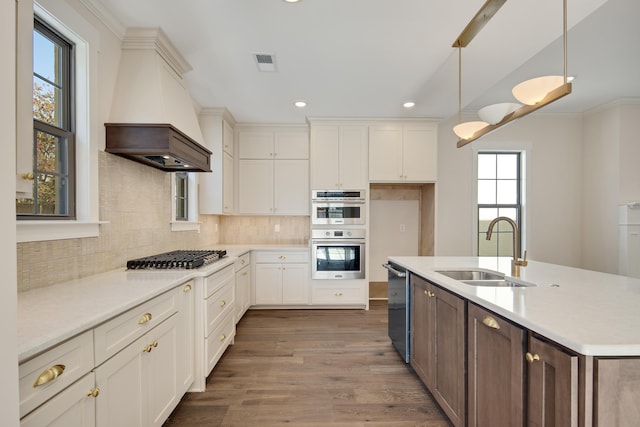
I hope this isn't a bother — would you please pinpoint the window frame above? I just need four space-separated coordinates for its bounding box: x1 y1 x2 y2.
175 171 189 221
476 151 524 258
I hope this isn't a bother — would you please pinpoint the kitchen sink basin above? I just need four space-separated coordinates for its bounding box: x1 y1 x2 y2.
461 279 536 287
436 269 505 281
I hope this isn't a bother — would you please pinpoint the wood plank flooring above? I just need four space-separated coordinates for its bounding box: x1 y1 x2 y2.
164 300 452 426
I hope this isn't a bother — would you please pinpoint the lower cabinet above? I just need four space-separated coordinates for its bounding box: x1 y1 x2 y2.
94 313 179 427
467 303 525 427
234 253 251 322
310 281 366 306
176 281 195 396
253 251 309 306
410 274 465 427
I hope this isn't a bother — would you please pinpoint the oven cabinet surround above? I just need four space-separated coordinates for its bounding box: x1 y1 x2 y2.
237 125 309 215
18 283 193 427
395 256 640 427
191 264 236 392
234 252 251 322
198 109 236 215
310 279 367 307
308 121 369 190
368 121 437 183
410 274 465 427
252 250 310 306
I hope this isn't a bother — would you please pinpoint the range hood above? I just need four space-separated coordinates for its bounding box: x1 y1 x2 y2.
106 28 211 172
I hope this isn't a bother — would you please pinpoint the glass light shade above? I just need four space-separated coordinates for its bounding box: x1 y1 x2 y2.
453 121 489 139
512 75 565 105
478 102 522 125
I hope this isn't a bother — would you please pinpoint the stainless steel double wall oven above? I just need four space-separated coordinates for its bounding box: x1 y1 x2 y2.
310 190 366 280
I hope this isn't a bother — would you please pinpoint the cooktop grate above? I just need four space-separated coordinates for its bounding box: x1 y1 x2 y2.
126 249 227 270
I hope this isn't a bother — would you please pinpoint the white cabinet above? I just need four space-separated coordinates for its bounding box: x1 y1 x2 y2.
253 251 310 306
238 127 309 215
199 109 236 214
176 281 195 396
369 123 437 182
234 252 251 323
310 124 368 189
310 281 366 306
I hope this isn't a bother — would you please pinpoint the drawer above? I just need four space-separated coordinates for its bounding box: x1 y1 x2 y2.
205 283 235 337
19 330 94 418
254 250 309 264
311 283 365 305
234 252 250 270
205 311 235 375
205 264 234 298
94 287 179 365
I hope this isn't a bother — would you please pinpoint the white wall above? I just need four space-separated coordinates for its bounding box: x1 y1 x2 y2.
436 113 584 268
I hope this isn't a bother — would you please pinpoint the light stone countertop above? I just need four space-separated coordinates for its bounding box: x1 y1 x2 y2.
18 244 309 363
389 256 640 357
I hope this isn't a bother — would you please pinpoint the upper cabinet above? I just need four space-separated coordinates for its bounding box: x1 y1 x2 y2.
199 109 236 215
369 122 437 182
309 123 368 190
237 126 309 215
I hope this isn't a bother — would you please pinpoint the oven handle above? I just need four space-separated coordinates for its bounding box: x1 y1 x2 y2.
382 263 406 278
312 239 366 245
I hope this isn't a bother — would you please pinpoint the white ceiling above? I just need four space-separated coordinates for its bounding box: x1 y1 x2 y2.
93 0 639 124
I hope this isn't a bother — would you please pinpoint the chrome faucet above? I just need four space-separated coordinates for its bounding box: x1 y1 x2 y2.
486 216 528 277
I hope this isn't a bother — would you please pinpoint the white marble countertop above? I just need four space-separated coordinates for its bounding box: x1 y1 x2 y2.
18 244 309 363
389 256 640 357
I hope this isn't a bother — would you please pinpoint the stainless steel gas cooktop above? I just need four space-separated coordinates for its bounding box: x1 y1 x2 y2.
126 249 227 270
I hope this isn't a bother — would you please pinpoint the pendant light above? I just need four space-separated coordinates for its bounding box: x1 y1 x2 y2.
453 46 489 140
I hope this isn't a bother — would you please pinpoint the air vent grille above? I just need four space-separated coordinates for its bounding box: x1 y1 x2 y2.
254 53 276 72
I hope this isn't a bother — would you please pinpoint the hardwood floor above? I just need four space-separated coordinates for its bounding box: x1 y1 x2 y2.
164 300 452 426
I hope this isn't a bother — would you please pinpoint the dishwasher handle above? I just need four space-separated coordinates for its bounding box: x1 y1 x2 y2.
382 263 407 278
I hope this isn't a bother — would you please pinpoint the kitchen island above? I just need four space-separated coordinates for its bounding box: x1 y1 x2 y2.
390 256 640 427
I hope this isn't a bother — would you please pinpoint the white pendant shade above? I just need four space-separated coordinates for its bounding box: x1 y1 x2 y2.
453 121 489 139
478 102 521 125
512 75 565 105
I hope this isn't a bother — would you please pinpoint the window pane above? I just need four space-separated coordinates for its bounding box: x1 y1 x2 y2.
478 208 498 233
36 130 66 173
33 29 62 86
496 180 517 204
478 180 496 204
497 154 518 179
477 154 496 179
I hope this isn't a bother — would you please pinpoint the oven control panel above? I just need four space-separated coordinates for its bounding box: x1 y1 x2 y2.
311 229 366 239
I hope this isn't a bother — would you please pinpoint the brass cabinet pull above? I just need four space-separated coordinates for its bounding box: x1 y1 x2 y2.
335 292 343 296
152 341 158 348
241 259 246 265
143 345 153 353
33 364 66 387
220 300 226 307
427 291 436 298
242 272 248 276
220 334 226 342
183 284 192 292
279 255 286 260
138 313 153 324
526 352 540 363
482 316 500 330
87 388 100 398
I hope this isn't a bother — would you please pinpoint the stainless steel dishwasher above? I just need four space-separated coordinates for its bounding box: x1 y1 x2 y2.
383 262 409 363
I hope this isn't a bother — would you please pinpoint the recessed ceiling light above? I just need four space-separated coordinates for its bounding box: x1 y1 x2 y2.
294 101 307 108
283 0 301 3
403 102 416 108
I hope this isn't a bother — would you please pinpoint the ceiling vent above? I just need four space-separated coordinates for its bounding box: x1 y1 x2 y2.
254 53 277 72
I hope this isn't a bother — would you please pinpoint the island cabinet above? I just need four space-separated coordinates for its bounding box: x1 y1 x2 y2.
369 122 437 182
410 274 466 427
237 126 309 215
253 251 309 306
309 124 368 189
467 303 526 427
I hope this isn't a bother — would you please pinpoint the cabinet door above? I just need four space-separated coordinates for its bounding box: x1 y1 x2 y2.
254 264 283 304
238 159 274 214
369 126 402 181
274 131 309 159
282 263 309 305
593 358 640 427
222 119 233 155
21 373 96 427
310 126 340 189
176 282 195 396
410 275 432 384
527 335 578 427
222 151 233 213
238 131 274 159
467 303 525 427
402 126 437 182
338 126 368 189
274 160 309 215
235 266 250 322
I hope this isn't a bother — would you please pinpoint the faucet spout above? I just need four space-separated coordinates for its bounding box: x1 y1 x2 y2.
485 216 527 277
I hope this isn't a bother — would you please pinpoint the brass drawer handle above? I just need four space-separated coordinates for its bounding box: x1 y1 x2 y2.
143 345 153 353
87 388 100 398
335 292 343 296
526 352 540 363
183 284 192 292
279 255 286 260
220 334 226 342
138 313 153 324
427 291 436 298
33 364 66 387
482 316 500 330
220 300 226 307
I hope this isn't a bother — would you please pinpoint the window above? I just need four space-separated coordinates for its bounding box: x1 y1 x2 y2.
477 152 522 257
175 172 188 221
17 17 75 219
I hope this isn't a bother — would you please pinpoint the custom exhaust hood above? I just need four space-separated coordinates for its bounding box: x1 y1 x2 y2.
106 28 211 172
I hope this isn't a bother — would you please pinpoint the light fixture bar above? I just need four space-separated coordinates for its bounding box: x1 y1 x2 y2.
456 82 572 148
452 0 507 47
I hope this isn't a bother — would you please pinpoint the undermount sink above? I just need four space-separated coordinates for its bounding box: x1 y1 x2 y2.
436 269 505 281
436 269 537 288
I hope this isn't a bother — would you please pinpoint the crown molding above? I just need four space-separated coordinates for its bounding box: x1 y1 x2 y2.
78 0 125 39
